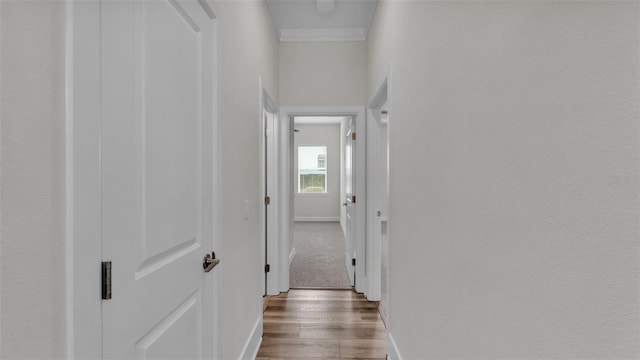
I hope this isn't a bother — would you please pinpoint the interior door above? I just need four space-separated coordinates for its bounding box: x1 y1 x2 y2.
344 117 356 286
101 0 217 358
264 108 279 295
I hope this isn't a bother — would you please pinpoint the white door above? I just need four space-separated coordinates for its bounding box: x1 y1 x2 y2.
100 0 218 358
344 117 356 286
264 108 280 295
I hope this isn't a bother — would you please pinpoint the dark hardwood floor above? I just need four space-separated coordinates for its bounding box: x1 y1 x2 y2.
257 289 386 359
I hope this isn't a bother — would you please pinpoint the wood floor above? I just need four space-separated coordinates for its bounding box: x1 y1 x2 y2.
257 289 386 360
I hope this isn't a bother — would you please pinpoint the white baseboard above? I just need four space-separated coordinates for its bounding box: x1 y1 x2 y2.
289 247 296 265
294 217 340 222
239 316 262 360
380 216 388 222
387 332 403 360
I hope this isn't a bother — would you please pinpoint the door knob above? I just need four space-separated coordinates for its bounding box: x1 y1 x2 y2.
343 202 348 206
203 252 220 272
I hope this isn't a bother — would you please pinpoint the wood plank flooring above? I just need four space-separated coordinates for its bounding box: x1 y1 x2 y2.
258 289 386 360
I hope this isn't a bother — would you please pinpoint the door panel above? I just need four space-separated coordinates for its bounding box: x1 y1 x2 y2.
344 117 356 286
101 0 216 358
135 292 200 358
144 0 200 258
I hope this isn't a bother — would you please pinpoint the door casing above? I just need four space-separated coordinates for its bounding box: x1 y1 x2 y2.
259 80 282 296
366 77 389 302
277 106 366 295
366 73 392 319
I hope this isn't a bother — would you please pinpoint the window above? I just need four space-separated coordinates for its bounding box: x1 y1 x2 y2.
298 146 327 193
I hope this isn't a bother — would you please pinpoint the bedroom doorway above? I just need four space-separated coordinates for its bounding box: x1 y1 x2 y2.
290 116 352 289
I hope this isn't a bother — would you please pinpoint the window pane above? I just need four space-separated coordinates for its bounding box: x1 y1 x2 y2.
298 146 327 193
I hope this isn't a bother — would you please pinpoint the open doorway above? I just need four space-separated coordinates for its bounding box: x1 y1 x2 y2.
290 116 352 289
366 76 390 318
263 106 366 297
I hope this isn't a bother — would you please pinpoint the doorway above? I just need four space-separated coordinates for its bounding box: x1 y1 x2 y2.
268 106 366 296
290 116 351 289
260 83 283 297
366 76 390 315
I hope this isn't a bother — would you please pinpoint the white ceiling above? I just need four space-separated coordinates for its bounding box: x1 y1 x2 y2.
266 0 378 42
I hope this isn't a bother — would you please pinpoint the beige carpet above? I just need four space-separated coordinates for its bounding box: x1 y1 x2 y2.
290 222 352 289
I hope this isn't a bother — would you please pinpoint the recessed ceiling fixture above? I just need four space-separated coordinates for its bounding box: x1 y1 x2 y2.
316 0 335 13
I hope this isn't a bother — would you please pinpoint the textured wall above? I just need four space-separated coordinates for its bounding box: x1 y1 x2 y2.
217 0 279 358
0 1 67 358
368 1 639 358
279 41 366 106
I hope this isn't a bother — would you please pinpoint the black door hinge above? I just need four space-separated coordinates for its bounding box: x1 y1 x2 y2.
351 258 356 266
102 261 112 300
265 264 271 273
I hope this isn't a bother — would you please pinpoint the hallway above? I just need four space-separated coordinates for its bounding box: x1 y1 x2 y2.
3 0 638 358
258 289 385 359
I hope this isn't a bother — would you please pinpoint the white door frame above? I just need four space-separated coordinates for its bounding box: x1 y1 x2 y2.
365 77 389 302
259 79 282 296
65 1 220 357
279 106 366 294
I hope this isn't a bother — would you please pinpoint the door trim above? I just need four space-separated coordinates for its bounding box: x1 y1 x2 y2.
259 79 281 296
65 1 220 357
365 77 389 302
279 106 366 294
66 1 102 356
367 69 392 321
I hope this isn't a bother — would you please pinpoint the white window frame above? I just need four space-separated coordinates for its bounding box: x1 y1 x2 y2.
297 145 328 194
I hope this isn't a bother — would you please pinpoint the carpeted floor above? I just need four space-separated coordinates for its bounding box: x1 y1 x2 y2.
290 222 352 289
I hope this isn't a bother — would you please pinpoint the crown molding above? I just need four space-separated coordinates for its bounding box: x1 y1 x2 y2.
279 27 367 42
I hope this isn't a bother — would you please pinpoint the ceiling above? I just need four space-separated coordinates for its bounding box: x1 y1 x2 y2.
266 0 378 42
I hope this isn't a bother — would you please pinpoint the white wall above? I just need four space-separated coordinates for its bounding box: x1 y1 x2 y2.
279 41 366 233
217 1 279 358
0 1 67 357
279 42 366 106
293 123 341 221
368 1 639 358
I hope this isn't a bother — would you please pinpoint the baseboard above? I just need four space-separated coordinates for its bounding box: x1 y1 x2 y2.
289 247 296 265
294 217 340 222
238 316 262 360
380 216 388 222
387 332 403 360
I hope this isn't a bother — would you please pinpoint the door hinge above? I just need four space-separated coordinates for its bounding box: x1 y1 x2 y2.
265 264 271 273
352 132 356 141
264 196 271 205
351 195 356 204
351 258 356 266
102 261 112 300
